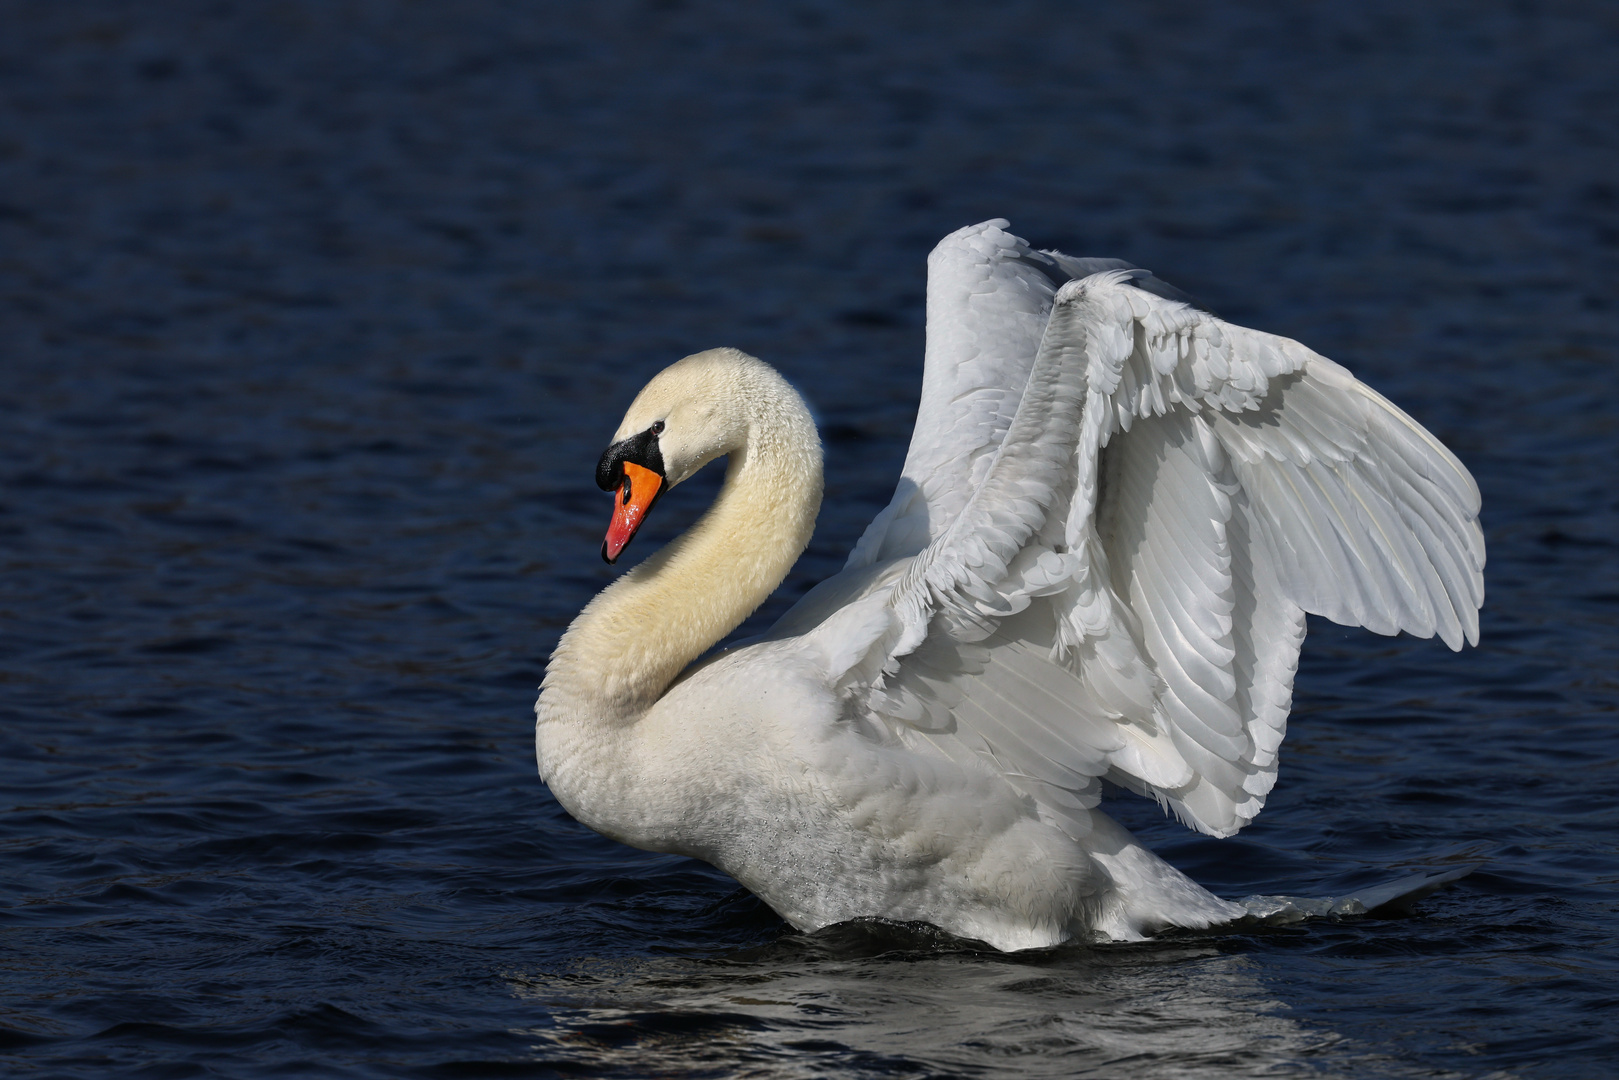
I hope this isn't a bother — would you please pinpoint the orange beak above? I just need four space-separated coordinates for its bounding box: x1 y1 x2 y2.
603 461 664 564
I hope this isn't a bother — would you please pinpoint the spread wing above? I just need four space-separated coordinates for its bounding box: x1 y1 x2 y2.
845 220 1193 568
805 220 1484 840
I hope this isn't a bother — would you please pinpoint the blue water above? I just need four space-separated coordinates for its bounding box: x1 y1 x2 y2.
2 2 1615 1076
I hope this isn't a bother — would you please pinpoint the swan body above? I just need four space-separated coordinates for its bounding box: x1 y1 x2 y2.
536 220 1484 951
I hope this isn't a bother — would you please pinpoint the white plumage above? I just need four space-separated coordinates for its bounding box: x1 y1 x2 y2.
536 219 1484 950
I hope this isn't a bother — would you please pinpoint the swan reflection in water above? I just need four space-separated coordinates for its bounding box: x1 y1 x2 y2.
507 922 1373 1078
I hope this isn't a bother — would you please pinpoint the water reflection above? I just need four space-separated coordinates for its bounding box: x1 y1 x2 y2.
511 924 1367 1078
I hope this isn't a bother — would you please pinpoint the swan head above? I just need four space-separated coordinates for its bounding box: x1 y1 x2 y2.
595 348 774 564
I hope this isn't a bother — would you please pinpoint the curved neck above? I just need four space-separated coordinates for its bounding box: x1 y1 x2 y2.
541 395 822 721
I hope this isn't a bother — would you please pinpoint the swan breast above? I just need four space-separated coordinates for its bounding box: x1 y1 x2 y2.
637 643 1097 944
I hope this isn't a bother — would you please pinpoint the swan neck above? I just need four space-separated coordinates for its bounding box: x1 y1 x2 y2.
541 385 822 720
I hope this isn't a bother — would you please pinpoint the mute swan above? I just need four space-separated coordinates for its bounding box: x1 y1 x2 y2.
536 220 1484 951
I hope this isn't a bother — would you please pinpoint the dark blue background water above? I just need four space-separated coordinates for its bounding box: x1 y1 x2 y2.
2 2 1615 1076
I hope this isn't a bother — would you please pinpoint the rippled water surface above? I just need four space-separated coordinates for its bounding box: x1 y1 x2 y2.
2 2 1615 1077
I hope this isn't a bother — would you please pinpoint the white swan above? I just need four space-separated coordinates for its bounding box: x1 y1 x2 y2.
536 220 1484 951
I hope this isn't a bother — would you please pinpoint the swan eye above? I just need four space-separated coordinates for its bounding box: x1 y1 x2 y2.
651 420 665 436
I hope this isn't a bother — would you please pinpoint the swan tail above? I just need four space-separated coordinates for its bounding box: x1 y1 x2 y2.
1237 865 1477 924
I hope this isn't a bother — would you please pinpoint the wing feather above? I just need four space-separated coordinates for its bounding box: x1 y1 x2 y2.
793 221 1484 842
